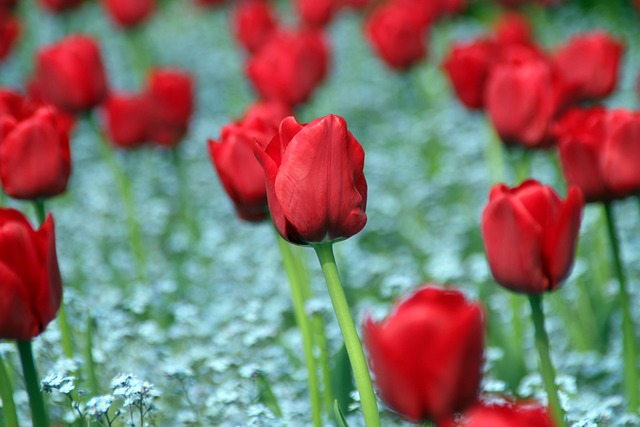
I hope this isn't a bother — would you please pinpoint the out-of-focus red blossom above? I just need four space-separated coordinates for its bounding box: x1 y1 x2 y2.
442 38 498 109
340 0 370 9
498 0 562 6
394 0 440 26
247 29 328 107
208 102 290 222
439 0 466 15
254 114 366 244
363 285 484 423
102 0 155 28
232 0 277 54
0 209 62 340
441 401 554 427
0 106 71 200
0 11 18 61
553 31 623 102
102 93 149 149
485 51 572 148
34 35 108 113
494 12 532 46
365 3 428 71
40 0 85 12
0 0 17 12
555 107 640 203
482 180 584 294
296 0 337 28
195 0 224 7
144 68 194 147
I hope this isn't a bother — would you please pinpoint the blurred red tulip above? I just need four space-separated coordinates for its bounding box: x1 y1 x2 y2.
40 0 85 12
441 400 554 427
0 208 62 340
254 114 366 244
0 0 17 12
296 0 337 28
494 12 532 47
102 0 155 28
482 179 584 294
232 0 277 54
195 0 224 7
34 35 108 113
363 285 484 423
102 93 149 149
0 11 18 61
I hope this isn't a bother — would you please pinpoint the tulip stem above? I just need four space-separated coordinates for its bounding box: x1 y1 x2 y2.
276 233 322 427
528 294 566 427
314 243 381 427
84 312 99 396
604 202 639 413
0 353 19 427
16 340 49 427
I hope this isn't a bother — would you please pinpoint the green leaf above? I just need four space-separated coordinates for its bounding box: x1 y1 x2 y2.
333 400 349 427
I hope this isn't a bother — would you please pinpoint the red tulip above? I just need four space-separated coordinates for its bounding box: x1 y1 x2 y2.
144 68 194 147
0 0 17 12
40 0 85 12
296 0 337 28
0 106 71 200
254 114 367 245
555 107 640 203
246 29 329 107
363 285 484 423
34 35 108 113
102 93 149 149
232 0 277 54
365 3 428 71
439 0 466 16
0 11 18 61
442 400 554 427
195 0 224 6
340 0 370 10
208 102 291 222
494 12 532 47
482 180 584 294
102 0 154 28
0 208 62 340
553 31 623 102
442 38 498 109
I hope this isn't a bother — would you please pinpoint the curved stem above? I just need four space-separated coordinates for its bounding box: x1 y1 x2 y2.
16 340 49 427
276 234 322 427
0 353 19 427
604 202 639 413
528 295 566 427
314 243 380 427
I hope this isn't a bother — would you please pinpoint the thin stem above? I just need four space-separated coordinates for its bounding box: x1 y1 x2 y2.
314 243 380 427
33 200 46 225
16 340 49 427
604 202 639 413
528 295 566 427
276 234 322 427
0 353 19 427
84 313 99 396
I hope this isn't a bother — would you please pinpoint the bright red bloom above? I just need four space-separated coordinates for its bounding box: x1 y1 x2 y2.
363 285 484 423
365 3 427 71
0 208 62 340
0 11 18 61
209 102 291 222
247 29 329 107
494 12 532 47
144 68 194 147
482 180 584 294
553 31 623 102
34 35 108 113
296 0 337 28
102 93 149 149
232 0 277 54
40 0 85 12
442 400 554 427
555 107 640 203
102 0 155 28
254 114 366 244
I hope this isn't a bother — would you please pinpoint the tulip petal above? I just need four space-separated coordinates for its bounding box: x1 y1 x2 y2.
0 260 38 340
34 214 62 326
601 113 640 197
559 137 608 202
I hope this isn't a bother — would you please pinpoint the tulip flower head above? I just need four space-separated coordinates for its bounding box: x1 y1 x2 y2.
442 400 554 427
481 180 584 294
232 0 277 54
0 11 18 61
102 0 155 28
102 92 150 149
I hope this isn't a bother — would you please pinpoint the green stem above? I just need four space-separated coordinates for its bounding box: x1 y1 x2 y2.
276 234 322 427
528 295 566 427
0 353 19 427
314 243 380 427
84 313 99 396
16 340 49 427
604 202 639 413
33 200 46 225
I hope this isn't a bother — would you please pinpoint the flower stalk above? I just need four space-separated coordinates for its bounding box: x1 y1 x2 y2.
16 340 49 427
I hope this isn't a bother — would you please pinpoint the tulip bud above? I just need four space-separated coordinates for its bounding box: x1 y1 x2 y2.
40 0 85 13
363 285 484 423
295 0 337 28
102 93 149 149
0 11 18 61
232 0 277 54
254 114 367 245
481 180 584 294
494 12 532 47
442 400 554 427
102 0 155 28
0 208 62 340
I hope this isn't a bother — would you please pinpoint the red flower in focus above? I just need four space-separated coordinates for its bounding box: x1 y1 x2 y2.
102 0 155 28
555 107 640 203
553 31 623 102
232 0 277 54
363 285 484 423
365 3 428 71
0 208 62 340
0 11 18 61
34 35 108 113
144 68 194 147
247 29 329 107
442 400 554 427
40 0 85 12
102 93 149 149
296 0 337 28
254 114 366 245
481 180 584 294
208 102 291 222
